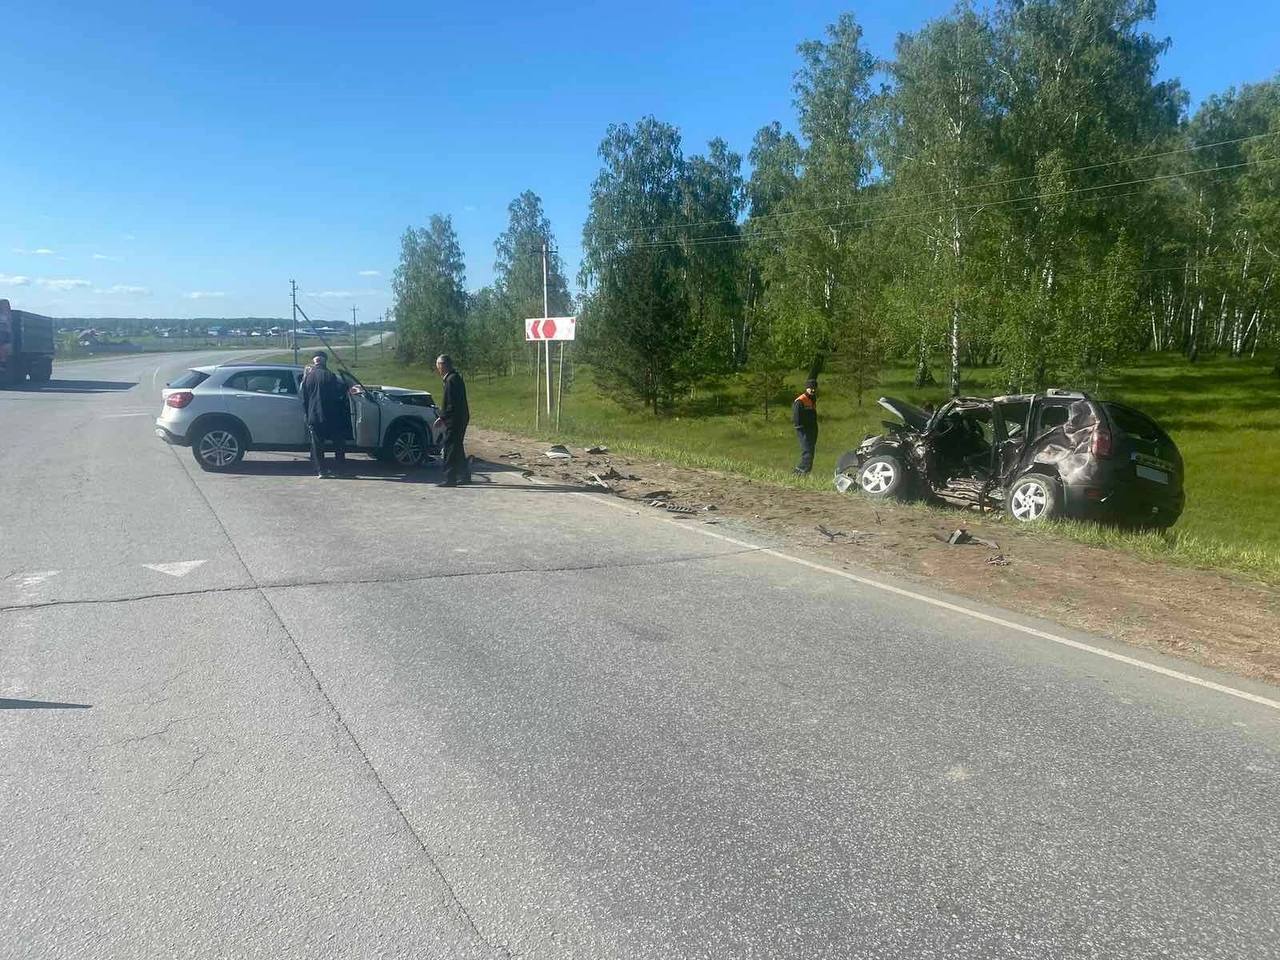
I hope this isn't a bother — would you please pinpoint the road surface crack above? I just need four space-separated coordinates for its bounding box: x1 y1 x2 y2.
166 444 514 959
0 547 761 614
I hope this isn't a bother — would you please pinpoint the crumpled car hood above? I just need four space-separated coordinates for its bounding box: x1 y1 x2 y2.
877 396 931 432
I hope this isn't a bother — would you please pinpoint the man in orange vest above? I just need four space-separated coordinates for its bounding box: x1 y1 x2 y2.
792 378 818 475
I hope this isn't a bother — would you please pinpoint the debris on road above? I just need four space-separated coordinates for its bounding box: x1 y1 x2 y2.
586 445 609 454
936 528 1000 550
590 473 612 490
545 445 572 460
817 523 846 542
642 490 673 501
986 554 1012 566
499 451 522 460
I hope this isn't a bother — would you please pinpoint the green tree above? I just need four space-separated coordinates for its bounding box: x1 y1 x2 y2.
993 0 1184 389
581 117 692 413
756 13 879 379
392 214 467 364
680 138 746 376
493 191 573 373
882 3 1003 394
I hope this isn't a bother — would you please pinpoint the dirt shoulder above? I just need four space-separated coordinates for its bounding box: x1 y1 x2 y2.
469 427 1280 689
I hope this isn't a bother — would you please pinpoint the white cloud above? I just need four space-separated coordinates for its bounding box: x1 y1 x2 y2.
37 277 92 291
122 233 137 241
103 284 150 295
185 291 226 300
312 290 352 298
357 269 381 277
0 273 32 286
92 253 122 261
12 247 56 256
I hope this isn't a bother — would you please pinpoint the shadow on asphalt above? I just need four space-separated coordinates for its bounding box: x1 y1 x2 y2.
210 457 599 493
0 698 92 710
2 379 138 393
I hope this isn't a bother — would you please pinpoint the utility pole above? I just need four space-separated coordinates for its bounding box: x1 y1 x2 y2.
290 279 298 364
542 242 551 420
379 312 385 358
351 305 358 364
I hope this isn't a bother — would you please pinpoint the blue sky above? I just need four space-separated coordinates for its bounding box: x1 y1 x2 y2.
1 1 1275 321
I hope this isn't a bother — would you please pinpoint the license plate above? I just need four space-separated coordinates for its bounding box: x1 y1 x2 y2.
1136 464 1168 484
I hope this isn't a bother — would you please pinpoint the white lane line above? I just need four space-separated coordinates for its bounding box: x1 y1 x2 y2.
574 490 1280 713
143 560 207 578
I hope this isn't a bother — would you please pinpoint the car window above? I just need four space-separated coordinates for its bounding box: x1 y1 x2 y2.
1104 403 1165 441
169 370 209 389
998 401 1030 437
224 370 297 395
1036 402 1070 434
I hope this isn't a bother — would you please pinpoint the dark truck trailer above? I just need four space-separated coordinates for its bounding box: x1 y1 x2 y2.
0 298 55 384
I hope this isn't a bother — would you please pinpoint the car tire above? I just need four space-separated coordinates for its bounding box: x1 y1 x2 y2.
192 422 247 472
857 454 909 500
384 421 429 467
1005 474 1060 523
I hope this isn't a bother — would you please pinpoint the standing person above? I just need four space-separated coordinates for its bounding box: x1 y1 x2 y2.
300 352 351 478
792 378 818 475
433 354 470 487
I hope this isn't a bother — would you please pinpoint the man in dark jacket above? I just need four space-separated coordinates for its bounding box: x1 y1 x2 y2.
792 378 818 475
300 352 351 478
434 354 470 487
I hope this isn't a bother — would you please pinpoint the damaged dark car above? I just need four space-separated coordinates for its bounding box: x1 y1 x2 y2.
835 389 1184 528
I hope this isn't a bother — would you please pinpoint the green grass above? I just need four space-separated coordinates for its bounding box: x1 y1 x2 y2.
280 347 1280 581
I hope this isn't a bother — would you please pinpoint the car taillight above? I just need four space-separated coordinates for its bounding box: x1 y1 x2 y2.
1091 426 1113 458
166 391 193 409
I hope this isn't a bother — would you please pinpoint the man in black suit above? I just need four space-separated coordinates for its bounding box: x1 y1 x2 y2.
300 352 351 478
433 354 470 487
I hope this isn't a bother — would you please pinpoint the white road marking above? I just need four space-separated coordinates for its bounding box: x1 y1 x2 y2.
9 570 61 595
576 491 1280 713
143 560 207 578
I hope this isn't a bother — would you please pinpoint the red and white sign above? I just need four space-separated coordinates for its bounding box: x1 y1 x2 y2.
525 316 576 341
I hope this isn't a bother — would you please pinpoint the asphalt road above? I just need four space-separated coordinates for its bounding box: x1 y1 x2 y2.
2 351 1278 960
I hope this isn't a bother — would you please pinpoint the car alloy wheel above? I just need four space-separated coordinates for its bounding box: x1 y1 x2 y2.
860 460 896 494
1009 479 1048 521
198 429 241 468
391 427 424 465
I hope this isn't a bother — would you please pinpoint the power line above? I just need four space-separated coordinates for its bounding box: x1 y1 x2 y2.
623 155 1280 251
591 130 1280 241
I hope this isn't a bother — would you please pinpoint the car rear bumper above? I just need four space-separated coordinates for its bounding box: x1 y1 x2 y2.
1062 479 1184 525
155 421 189 446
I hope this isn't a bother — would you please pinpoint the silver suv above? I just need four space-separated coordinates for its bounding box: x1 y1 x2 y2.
155 362 444 472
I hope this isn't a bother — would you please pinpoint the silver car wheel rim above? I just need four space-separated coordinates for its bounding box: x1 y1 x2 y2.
861 461 895 494
393 431 422 464
199 430 239 467
1011 481 1047 521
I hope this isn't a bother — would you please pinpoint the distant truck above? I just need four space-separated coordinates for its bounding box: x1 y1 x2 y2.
0 299 55 384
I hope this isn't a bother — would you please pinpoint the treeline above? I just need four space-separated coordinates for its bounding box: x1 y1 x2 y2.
394 0 1280 413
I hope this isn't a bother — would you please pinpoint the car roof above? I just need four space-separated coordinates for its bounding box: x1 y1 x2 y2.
215 360 304 370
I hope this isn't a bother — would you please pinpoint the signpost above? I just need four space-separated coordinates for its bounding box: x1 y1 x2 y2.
525 315 576 428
